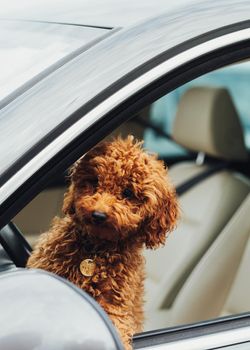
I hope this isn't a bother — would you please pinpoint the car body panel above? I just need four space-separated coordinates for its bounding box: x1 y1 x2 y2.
0 269 122 349
0 0 202 28
0 20 109 101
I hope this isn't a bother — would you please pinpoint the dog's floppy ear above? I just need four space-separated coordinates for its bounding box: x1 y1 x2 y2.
62 184 75 215
144 186 179 249
142 161 179 249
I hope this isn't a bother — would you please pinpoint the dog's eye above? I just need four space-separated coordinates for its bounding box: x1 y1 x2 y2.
122 188 134 199
91 178 98 186
85 178 98 188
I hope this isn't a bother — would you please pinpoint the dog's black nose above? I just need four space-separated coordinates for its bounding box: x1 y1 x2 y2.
92 211 107 224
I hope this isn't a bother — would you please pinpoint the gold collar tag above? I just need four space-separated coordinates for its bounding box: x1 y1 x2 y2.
80 259 96 277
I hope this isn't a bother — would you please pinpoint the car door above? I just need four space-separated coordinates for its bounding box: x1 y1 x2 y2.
0 1 250 349
133 314 250 349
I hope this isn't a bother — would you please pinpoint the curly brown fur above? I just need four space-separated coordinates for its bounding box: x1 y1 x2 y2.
27 136 179 349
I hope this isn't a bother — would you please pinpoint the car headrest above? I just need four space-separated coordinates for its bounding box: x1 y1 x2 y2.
172 87 248 161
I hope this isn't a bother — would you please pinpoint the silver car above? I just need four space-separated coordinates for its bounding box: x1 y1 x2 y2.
0 0 249 349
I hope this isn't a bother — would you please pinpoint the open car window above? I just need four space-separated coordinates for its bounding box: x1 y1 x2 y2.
12 60 250 347
145 61 250 158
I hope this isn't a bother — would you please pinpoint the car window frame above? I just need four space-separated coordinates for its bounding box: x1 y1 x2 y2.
133 314 250 349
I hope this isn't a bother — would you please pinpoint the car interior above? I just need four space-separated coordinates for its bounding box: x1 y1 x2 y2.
6 61 250 332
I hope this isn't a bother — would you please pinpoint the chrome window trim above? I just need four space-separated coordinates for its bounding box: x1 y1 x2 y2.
0 28 249 205
138 326 250 349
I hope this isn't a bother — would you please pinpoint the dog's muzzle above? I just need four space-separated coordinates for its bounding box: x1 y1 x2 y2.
92 211 107 224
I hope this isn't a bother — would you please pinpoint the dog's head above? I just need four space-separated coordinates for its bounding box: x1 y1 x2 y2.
63 136 179 248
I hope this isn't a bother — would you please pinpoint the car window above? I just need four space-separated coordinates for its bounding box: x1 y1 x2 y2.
0 20 109 101
145 61 250 157
12 60 250 344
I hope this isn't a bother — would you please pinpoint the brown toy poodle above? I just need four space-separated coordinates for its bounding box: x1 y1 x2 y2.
27 136 179 349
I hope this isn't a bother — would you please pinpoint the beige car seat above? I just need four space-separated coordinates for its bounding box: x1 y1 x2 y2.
144 87 249 330
223 223 250 316
153 194 250 327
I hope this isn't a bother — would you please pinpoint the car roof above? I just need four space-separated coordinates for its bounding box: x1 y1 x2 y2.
0 21 109 101
0 0 196 28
